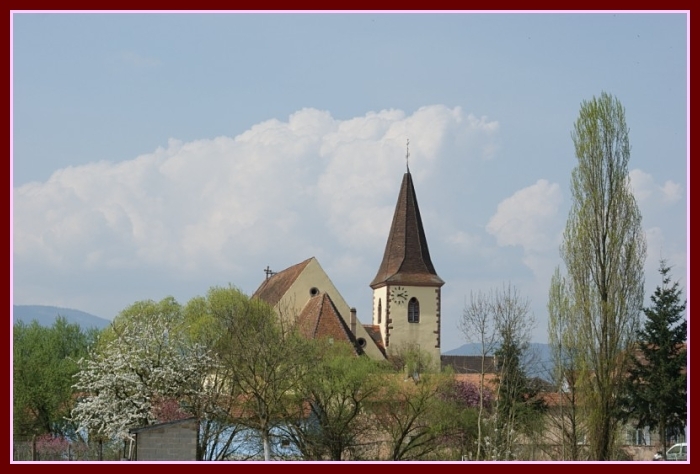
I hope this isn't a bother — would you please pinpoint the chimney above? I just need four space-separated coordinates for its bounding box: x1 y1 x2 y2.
350 307 357 335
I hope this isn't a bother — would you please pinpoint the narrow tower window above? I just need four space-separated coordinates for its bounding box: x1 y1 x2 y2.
408 298 420 323
378 299 382 324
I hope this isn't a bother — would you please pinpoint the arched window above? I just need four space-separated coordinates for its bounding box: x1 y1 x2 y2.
408 298 420 323
378 299 382 324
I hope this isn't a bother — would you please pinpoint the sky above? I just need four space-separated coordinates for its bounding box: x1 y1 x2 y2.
11 12 688 351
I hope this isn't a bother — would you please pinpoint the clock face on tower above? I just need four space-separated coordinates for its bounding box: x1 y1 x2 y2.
390 286 408 305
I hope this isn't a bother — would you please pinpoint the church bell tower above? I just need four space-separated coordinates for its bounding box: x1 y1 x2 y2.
370 157 444 367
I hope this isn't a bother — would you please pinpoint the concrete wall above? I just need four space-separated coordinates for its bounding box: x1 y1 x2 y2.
134 419 197 461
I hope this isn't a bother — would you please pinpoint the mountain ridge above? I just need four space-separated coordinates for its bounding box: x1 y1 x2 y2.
12 305 111 330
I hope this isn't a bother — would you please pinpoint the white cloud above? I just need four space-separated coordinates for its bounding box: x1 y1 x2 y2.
13 105 505 320
485 179 563 279
629 169 654 202
629 168 682 205
315 105 498 250
486 179 562 252
660 180 682 203
446 231 482 253
13 105 499 282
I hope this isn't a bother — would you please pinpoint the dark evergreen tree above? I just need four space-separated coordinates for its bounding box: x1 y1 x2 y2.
493 336 545 459
622 261 687 459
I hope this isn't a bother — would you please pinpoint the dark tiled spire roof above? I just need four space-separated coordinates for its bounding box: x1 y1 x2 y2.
370 171 444 289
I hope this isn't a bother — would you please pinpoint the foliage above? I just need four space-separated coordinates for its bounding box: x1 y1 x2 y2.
386 341 435 382
14 433 122 461
436 379 484 460
621 261 687 459
457 288 499 460
150 396 191 423
547 266 586 460
203 285 313 461
34 433 71 461
369 371 456 460
558 91 646 460
95 297 185 349
282 341 386 460
494 339 544 451
448 379 494 410
458 284 541 460
13 316 97 438
490 284 543 460
70 298 215 443
183 286 265 460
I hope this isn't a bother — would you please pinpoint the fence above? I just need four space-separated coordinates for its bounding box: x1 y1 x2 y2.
13 436 124 461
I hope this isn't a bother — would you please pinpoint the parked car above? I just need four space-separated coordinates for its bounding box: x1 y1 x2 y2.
653 442 687 461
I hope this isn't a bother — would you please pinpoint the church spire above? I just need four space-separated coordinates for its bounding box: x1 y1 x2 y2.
406 138 410 173
370 169 444 289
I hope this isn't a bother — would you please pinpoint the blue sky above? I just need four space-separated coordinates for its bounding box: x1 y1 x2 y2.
11 12 688 351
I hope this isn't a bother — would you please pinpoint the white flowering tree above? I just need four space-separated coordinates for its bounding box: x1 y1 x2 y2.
70 298 215 446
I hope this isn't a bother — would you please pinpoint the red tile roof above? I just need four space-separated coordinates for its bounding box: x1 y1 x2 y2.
453 373 499 391
252 257 313 306
297 292 358 348
370 172 444 288
538 391 567 408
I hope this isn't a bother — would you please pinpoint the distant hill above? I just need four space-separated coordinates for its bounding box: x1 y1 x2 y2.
12 305 111 330
444 342 554 381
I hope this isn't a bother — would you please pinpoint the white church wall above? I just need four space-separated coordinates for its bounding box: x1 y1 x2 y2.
384 285 441 369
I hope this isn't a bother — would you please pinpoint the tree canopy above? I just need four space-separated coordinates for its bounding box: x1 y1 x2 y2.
13 316 97 439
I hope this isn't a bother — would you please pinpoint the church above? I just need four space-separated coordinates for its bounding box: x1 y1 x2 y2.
252 166 444 367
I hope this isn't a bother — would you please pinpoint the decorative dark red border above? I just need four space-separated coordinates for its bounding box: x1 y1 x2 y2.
7 7 692 471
